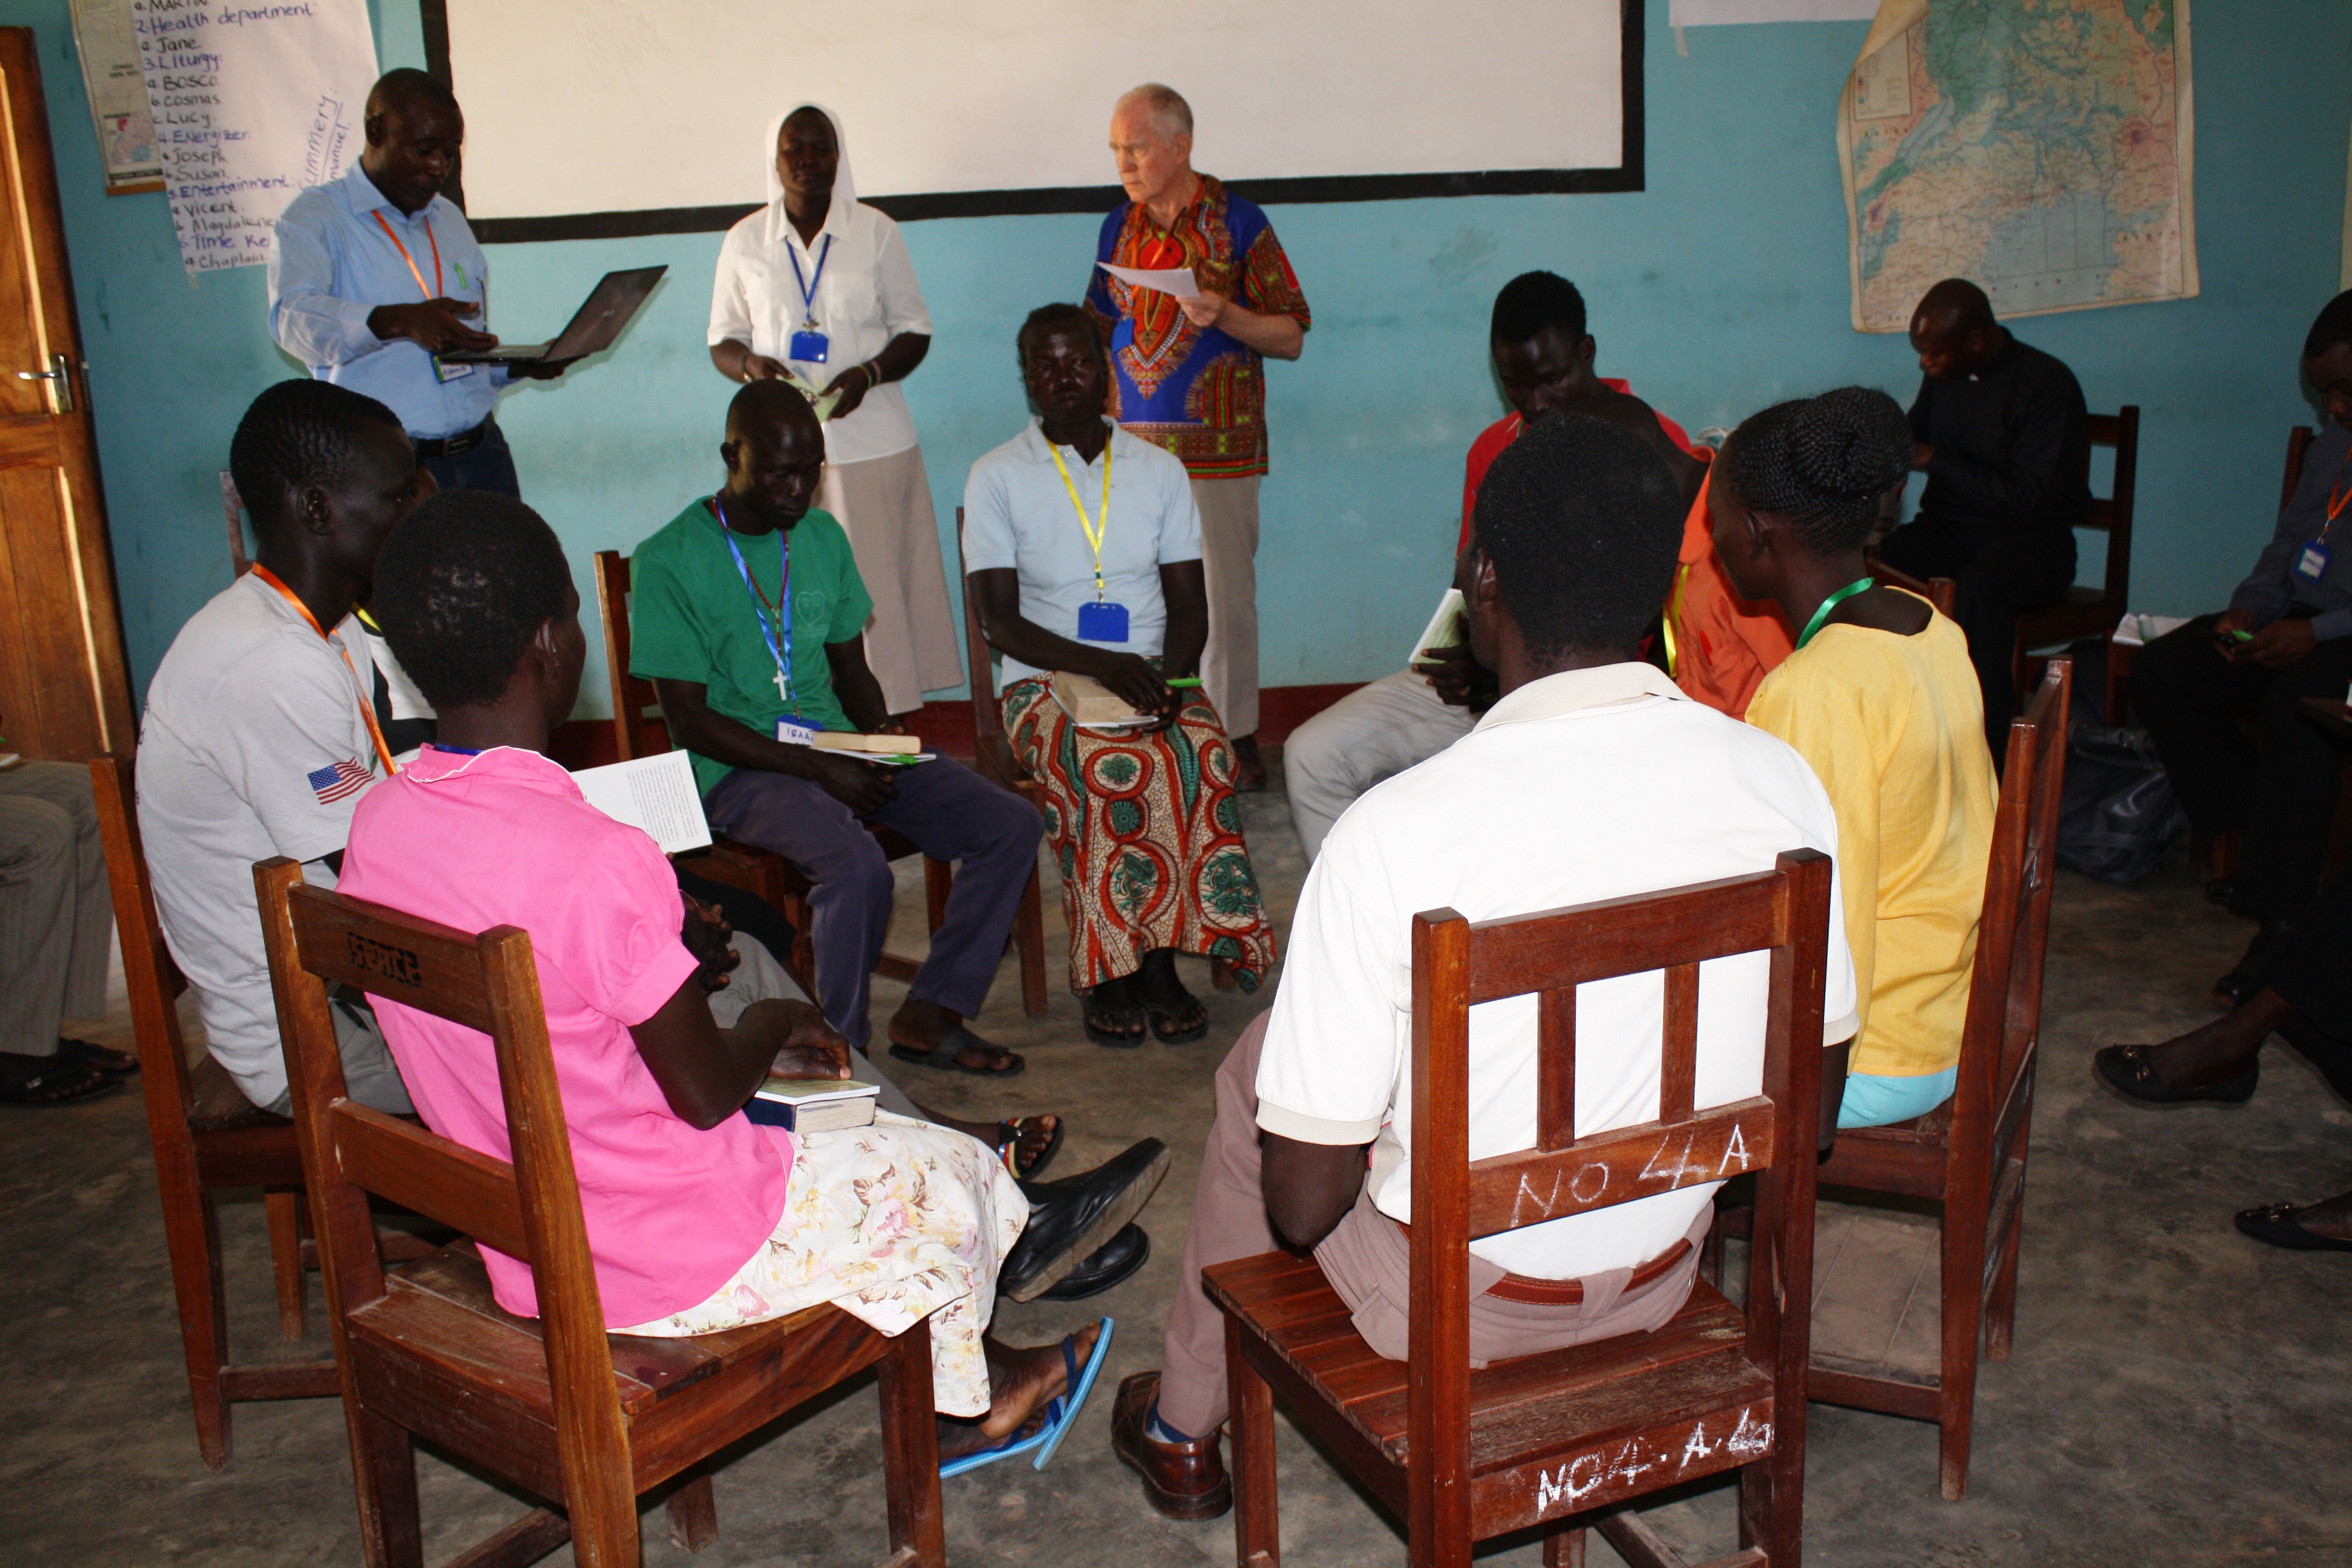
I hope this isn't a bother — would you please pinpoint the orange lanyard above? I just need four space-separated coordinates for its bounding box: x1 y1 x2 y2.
2327 457 2352 532
250 565 399 778
372 210 441 300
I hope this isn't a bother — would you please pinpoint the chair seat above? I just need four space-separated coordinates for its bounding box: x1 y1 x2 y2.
344 1243 894 1503
1815 1097 1953 1200
1203 1250 1774 1532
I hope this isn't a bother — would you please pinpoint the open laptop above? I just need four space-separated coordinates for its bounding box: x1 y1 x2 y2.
440 265 667 366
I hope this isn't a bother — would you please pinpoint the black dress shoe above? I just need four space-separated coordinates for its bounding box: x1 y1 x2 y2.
1039 1224 1150 1301
1002 1139 1171 1302
2234 1202 2352 1253
2094 1044 2258 1105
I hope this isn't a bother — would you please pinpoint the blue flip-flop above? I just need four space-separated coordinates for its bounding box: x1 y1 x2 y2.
937 1318 1114 1479
1031 1316 1113 1471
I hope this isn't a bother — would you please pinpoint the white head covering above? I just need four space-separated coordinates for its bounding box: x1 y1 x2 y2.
763 103 857 247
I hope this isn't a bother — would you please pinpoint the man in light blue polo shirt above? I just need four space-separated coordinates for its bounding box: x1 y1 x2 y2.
269 69 560 497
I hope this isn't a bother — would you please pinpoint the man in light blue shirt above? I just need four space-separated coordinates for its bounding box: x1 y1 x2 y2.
269 70 559 497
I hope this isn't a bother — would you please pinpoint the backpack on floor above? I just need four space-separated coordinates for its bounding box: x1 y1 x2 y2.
2055 725 2186 884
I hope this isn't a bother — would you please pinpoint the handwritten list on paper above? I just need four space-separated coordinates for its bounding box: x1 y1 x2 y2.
131 0 378 275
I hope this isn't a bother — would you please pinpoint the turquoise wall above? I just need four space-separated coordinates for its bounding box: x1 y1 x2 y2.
12 1 2350 716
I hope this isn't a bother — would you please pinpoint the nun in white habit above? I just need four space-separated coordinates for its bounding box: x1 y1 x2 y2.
708 103 962 717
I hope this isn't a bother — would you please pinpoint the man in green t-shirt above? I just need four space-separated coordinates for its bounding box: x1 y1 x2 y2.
631 382 1042 1071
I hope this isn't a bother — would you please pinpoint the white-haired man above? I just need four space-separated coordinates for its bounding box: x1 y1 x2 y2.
1084 83 1311 791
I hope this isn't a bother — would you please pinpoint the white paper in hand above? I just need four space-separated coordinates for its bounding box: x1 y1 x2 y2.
1408 588 1468 668
571 750 713 855
1096 261 1201 299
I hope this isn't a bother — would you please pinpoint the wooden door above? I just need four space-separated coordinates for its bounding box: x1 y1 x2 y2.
0 28 132 761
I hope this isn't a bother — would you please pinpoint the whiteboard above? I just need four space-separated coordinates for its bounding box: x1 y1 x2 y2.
440 0 1630 228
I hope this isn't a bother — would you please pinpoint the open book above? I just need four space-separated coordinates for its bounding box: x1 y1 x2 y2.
1408 587 1467 668
570 750 712 855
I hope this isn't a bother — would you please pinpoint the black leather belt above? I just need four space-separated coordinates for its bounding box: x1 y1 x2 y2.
413 418 492 459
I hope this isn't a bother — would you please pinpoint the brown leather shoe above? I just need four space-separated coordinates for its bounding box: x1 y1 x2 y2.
1229 734 1267 793
1110 1371 1231 1520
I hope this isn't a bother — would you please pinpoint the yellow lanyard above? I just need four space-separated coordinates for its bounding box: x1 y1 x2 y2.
250 566 399 777
1048 435 1114 601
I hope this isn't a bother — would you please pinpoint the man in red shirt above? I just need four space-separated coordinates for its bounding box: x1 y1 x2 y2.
1284 272 1696 860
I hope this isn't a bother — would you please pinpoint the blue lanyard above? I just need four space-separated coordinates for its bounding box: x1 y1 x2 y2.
713 498 795 715
786 234 832 330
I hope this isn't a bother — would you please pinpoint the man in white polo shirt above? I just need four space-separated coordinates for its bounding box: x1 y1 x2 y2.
140 381 431 1116
1109 411 1860 1520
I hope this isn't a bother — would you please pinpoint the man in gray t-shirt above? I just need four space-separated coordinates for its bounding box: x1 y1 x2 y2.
140 382 430 1114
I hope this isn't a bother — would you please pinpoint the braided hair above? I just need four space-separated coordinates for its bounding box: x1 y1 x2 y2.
1719 387 1910 555
371 491 572 711
2304 290 2352 359
228 379 403 535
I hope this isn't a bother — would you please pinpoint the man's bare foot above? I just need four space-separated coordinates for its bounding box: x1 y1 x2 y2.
935 1322 1102 1459
1134 949 1206 1043
2106 988 2296 1091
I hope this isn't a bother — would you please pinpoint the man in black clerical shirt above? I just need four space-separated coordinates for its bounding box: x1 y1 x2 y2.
1878 278 2091 753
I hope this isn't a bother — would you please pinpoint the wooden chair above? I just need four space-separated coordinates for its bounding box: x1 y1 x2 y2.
1867 564 1958 619
255 856 945 1568
88 754 433 1469
1792 658 2073 1501
591 547 955 1007
1204 849 1837 1568
2014 405 2137 720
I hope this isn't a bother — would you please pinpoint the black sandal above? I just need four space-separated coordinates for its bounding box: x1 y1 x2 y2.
1143 994 1209 1045
0 1060 123 1108
998 1114 1065 1180
59 1039 138 1077
887 1024 1025 1077
1083 993 1149 1048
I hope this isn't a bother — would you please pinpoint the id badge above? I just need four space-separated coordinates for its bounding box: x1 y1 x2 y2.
788 328 830 364
1076 600 1131 642
2296 540 2332 585
777 719 816 745
431 355 474 382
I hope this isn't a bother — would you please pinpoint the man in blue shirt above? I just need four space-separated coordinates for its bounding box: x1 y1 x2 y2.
2129 293 2352 1002
269 70 559 497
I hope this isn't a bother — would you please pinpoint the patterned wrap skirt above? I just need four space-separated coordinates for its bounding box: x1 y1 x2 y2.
1002 672 1276 993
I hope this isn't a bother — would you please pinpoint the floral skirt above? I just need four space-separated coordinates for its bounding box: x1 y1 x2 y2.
1002 673 1276 993
615 1112 1025 1418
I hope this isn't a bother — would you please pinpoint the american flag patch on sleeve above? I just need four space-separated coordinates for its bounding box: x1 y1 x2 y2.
307 758 373 805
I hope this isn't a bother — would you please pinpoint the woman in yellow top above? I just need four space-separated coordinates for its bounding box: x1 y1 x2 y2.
1709 388 1999 1128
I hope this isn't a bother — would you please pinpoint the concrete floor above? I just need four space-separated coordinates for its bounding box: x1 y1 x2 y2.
5 750 2351 1567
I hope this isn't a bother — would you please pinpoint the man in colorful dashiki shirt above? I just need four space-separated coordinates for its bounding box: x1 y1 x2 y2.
1085 83 1312 789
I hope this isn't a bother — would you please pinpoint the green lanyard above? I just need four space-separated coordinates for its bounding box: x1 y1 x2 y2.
1797 578 1876 649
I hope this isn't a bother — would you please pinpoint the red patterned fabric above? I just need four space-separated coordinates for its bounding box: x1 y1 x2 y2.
1002 675 1276 991
1085 176 1311 480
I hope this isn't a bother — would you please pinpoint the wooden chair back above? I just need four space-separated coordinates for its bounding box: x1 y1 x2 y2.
1405 848 1835 1553
89 756 339 1468
91 754 200 1128
1953 658 2072 1188
593 547 664 762
1870 562 1958 619
2079 408 2140 613
252 857 635 1543
954 508 1005 750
